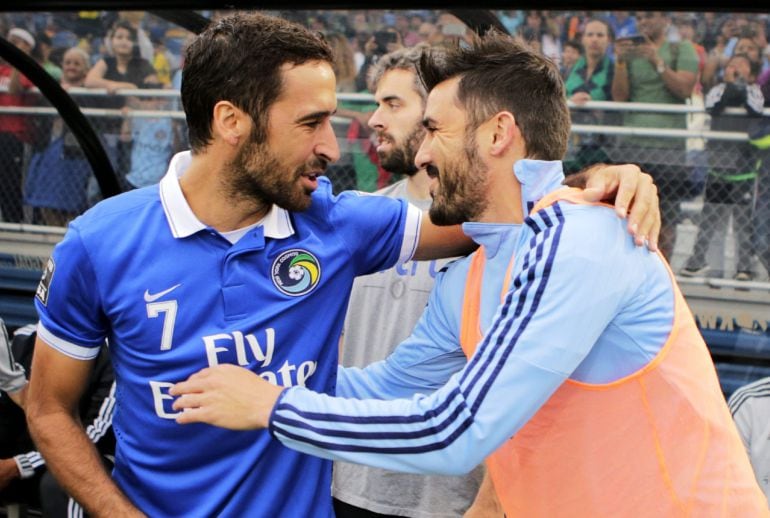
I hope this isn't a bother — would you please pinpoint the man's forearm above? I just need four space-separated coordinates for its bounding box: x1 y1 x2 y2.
611 61 630 101
28 411 141 517
661 69 696 100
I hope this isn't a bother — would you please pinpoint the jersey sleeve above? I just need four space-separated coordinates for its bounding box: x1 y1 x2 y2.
269 204 650 475
34 224 107 360
331 191 422 276
336 268 466 400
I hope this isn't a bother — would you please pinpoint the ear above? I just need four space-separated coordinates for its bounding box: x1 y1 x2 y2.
487 111 519 158
211 101 250 147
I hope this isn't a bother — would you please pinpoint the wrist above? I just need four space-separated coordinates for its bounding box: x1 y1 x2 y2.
10 456 27 479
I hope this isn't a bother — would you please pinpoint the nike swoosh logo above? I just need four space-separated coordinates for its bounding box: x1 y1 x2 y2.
144 284 181 303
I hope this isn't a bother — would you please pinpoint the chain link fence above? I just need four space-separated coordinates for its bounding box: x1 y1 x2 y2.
1 87 769 281
566 99 770 282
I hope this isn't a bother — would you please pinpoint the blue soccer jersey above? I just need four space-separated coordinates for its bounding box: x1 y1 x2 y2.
35 151 421 517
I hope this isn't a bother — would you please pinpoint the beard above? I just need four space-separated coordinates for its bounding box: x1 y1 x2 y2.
428 137 489 226
226 136 326 212
377 125 424 176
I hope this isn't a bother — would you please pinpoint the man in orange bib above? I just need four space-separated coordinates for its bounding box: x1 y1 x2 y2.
170 31 768 516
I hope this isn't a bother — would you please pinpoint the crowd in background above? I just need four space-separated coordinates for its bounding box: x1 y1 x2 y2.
0 9 769 278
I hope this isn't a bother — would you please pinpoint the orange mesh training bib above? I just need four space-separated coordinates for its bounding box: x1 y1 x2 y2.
459 189 767 517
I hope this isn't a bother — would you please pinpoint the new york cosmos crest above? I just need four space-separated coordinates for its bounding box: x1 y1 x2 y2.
271 249 321 296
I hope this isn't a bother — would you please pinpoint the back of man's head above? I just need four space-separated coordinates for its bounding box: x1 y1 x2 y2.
417 30 570 160
182 13 333 153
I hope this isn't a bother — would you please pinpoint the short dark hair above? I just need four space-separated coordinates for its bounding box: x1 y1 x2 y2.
418 30 570 160
564 39 583 54
111 20 137 43
730 53 761 78
181 13 333 152
583 17 614 41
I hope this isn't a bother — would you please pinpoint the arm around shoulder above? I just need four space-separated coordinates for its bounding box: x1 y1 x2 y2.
413 212 477 260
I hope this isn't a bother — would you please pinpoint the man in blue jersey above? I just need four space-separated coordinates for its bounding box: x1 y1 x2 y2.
25 14 661 518
170 31 765 515
24 14 466 517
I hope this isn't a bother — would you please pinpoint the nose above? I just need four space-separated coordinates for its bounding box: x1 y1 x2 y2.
414 135 432 171
316 119 341 164
368 106 385 131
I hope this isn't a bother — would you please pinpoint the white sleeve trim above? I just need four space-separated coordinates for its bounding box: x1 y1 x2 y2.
36 323 100 361
398 204 422 265
14 453 41 479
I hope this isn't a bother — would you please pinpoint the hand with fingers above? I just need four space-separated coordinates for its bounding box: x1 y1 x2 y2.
170 364 285 430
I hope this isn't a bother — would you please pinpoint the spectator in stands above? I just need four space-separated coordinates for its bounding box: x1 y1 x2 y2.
560 39 582 80
735 33 767 73
497 10 523 36
728 376 770 504
84 19 158 191
698 12 724 52
518 11 552 58
0 319 115 516
396 13 420 47
748 20 770 75
564 11 589 42
355 27 401 92
675 15 707 92
681 54 764 280
0 28 36 224
103 11 153 62
564 18 615 174
122 83 180 189
24 46 93 227
85 20 158 94
327 32 357 93
416 21 439 46
150 34 172 87
541 11 564 67
705 29 768 99
32 31 61 81
702 15 748 90
566 19 615 104
608 11 637 40
751 116 770 275
612 11 699 260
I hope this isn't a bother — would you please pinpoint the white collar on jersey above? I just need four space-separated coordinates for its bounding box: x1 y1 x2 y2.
159 151 295 240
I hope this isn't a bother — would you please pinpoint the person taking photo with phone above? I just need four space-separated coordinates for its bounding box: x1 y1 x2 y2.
611 11 699 261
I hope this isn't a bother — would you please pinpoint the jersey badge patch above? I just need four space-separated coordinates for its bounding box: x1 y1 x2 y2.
36 257 55 306
271 249 321 297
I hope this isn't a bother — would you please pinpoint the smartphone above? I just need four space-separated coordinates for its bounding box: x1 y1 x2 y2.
617 35 647 45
